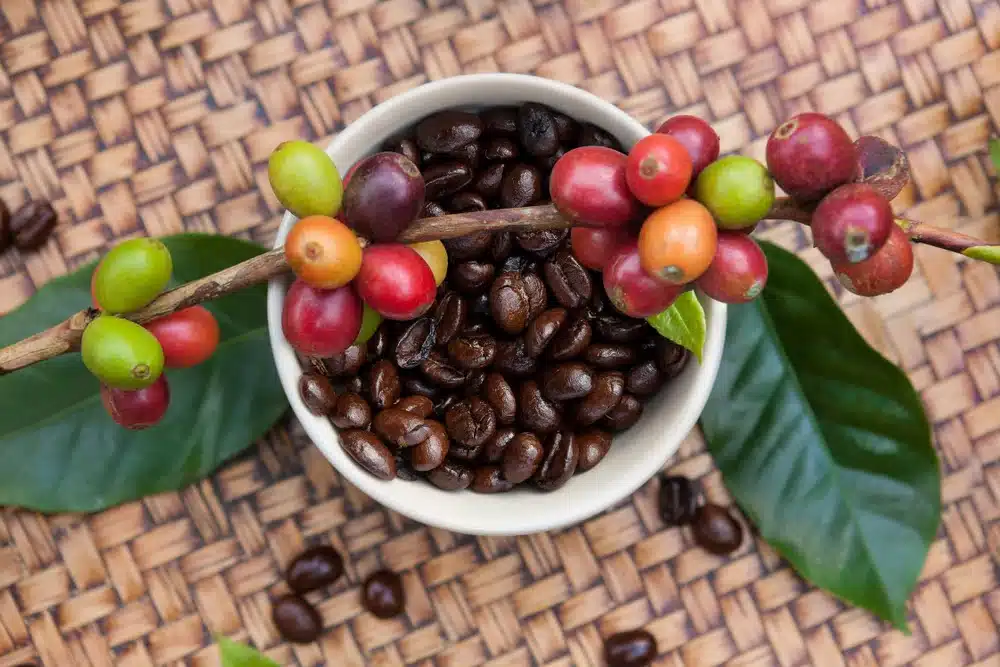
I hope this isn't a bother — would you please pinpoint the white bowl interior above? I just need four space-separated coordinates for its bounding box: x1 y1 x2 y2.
268 74 726 536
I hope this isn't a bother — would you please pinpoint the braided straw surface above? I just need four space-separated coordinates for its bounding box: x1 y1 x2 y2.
1 0 999 665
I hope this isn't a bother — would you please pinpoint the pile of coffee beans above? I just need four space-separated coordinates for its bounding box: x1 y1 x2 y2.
0 199 58 254
658 474 744 555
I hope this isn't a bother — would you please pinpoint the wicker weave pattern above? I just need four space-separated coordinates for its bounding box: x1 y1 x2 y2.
1 1 999 665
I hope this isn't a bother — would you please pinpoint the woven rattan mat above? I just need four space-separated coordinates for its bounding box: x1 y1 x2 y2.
2 1 1000 665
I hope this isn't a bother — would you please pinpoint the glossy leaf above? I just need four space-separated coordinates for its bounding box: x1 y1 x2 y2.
699 241 940 630
647 290 706 362
218 636 280 667
0 234 288 513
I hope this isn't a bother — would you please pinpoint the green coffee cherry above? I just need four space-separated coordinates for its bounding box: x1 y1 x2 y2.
93 238 173 313
695 156 775 229
268 140 344 219
82 315 165 390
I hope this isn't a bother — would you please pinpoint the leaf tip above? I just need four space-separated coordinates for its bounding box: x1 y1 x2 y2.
961 245 1000 265
646 291 707 363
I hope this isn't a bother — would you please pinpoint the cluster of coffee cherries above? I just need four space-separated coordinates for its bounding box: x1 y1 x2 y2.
83 243 220 429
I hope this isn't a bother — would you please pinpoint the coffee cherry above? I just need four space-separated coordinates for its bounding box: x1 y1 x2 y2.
695 156 775 230
550 146 643 227
655 115 720 184
269 140 344 219
409 240 449 286
354 303 384 345
766 112 856 203
604 241 684 318
82 315 165 390
100 375 170 430
282 281 363 357
832 224 913 296
145 305 220 368
625 134 692 207
343 152 425 243
695 232 768 304
637 199 717 285
570 226 633 271
356 244 437 320
285 216 363 289
92 238 173 314
811 183 893 264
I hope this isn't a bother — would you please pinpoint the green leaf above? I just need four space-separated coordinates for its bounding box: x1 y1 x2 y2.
0 234 289 513
217 636 280 667
646 291 707 363
990 137 1000 173
699 241 940 630
962 245 1000 265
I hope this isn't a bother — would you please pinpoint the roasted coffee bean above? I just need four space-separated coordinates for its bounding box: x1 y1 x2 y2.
0 199 10 252
448 191 487 213
542 362 594 401
369 360 401 409
470 293 491 316
464 370 486 397
403 375 439 399
346 375 366 395
584 343 638 369
493 339 537 377
552 112 579 144
10 201 57 250
433 392 461 418
331 392 372 429
474 163 505 199
517 103 559 157
299 371 337 416
394 317 436 369
448 333 497 370
482 107 518 136
490 272 530 335
534 430 579 491
587 286 608 318
519 380 562 433
578 123 622 151
361 569 405 619
434 291 467 345
340 429 396 480
659 475 698 526
548 312 592 361
383 136 421 165
576 430 612 472
416 110 483 153
575 371 625 425
481 427 517 463
427 460 474 490
602 393 643 431
544 249 592 308
422 200 447 217
604 629 657 667
272 594 323 644
450 261 495 294
374 408 431 447
691 504 743 555
656 339 690 378
515 228 568 256
448 141 481 169
484 137 519 162
524 308 567 358
445 396 496 448
420 351 468 388
472 466 515 494
500 254 535 274
594 314 647 342
411 420 449 471
484 373 517 424
367 327 389 359
423 161 473 199
443 230 492 260
286 545 345 594
522 272 547 321
421 150 436 164
536 145 566 174
395 454 419 480
396 395 434 418
500 164 542 209
626 360 663 396
503 433 545 483
324 344 367 376
489 231 512 263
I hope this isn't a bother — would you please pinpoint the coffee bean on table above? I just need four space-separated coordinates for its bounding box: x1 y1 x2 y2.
517 103 559 157
574 371 625 426
522 272 547 321
421 350 469 388
433 291 467 345
484 373 517 424
500 163 542 208
444 230 492 261
428 460 474 490
544 249 592 309
490 272 530 335
448 141 481 169
493 339 537 377
515 228 568 256
299 371 337 416
482 107 518 136
448 333 497 370
524 308 566 358
10 201 57 250
576 430 612 472
416 110 483 153
691 504 743 555
519 380 562 433
626 360 663 396
374 408 431 447
411 420 450 471
394 317 436 369
603 629 657 667
272 594 323 644
286 545 344 594
423 161 473 199
584 343 638 369
602 393 643 431
450 261 495 294
474 163 505 199
534 430 579 491
395 395 434 418
331 392 372 430
445 396 496 448
656 339 690 378
448 191 487 213
384 136 421 165
340 429 396 480
369 360 401 409
542 362 594 402
659 475 698 526
484 137 518 162
325 344 367 376
502 432 545 484
472 465 515 493
548 312 592 361
481 427 517 463
361 569 406 619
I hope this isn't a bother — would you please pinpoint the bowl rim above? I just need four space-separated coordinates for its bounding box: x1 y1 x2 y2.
267 73 727 536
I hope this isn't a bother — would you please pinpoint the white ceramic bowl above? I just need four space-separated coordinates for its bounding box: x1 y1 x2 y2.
268 73 726 536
